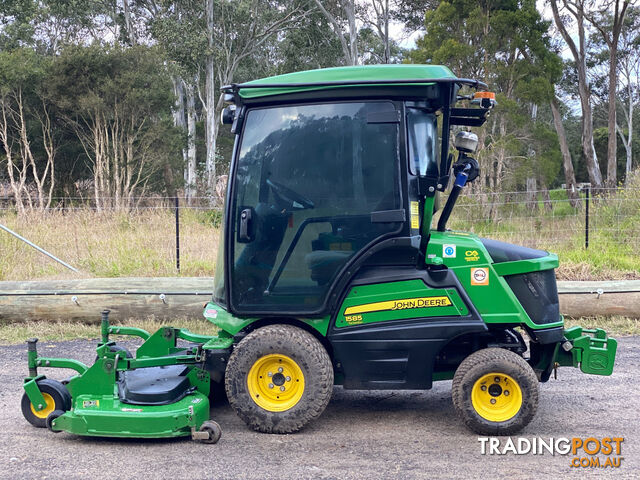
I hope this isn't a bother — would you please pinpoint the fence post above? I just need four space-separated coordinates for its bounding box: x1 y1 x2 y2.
175 196 180 272
584 185 590 250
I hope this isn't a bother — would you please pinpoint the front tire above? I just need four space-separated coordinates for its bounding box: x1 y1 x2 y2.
225 324 334 434
452 347 539 435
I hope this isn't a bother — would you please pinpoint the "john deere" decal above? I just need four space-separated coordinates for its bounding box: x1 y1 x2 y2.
344 296 452 316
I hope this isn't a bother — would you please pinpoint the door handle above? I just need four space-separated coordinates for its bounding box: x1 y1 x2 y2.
238 207 254 243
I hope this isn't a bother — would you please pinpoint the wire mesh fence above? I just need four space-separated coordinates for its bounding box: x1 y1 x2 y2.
1 186 639 281
449 187 640 253
0 196 224 281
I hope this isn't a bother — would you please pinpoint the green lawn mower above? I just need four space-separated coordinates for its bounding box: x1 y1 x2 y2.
22 64 617 439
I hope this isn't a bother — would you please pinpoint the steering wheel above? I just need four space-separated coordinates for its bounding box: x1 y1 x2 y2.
266 179 315 210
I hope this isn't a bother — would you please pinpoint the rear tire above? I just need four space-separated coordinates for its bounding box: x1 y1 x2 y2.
452 347 538 435
225 324 334 434
21 379 72 428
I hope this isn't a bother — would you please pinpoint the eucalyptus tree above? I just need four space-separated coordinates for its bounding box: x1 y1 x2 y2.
312 0 359 65
583 0 633 187
150 0 309 203
0 49 57 212
408 0 565 199
549 0 604 189
613 6 640 179
273 6 344 72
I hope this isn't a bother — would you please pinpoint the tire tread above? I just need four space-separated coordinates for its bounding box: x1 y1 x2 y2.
225 324 333 434
452 347 539 435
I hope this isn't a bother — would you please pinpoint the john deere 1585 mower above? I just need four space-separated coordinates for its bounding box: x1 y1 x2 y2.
22 65 617 438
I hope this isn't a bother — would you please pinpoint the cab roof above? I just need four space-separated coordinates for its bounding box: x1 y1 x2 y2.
223 64 486 101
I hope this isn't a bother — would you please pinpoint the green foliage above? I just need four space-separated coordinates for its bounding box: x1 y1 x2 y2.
40 44 183 197
0 0 637 208
407 0 565 192
273 5 345 73
0 0 37 49
47 44 172 116
149 0 208 76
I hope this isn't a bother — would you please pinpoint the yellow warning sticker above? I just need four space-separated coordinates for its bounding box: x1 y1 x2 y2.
410 201 420 229
344 296 452 316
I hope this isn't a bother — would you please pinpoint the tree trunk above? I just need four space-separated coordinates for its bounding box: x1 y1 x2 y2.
606 45 618 188
345 1 358 65
205 0 217 204
39 101 56 210
577 62 603 190
184 81 197 205
0 100 25 215
495 116 506 188
541 184 553 213
626 84 633 178
312 0 353 65
550 0 603 190
384 0 390 63
122 0 136 45
172 76 188 191
550 96 580 208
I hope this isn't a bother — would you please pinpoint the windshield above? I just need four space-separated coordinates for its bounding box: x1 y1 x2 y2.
407 108 439 177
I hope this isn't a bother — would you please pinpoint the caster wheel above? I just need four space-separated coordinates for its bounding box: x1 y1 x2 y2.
198 421 222 444
46 410 66 433
21 379 72 428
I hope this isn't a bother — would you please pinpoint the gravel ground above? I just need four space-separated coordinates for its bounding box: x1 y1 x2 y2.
0 337 638 480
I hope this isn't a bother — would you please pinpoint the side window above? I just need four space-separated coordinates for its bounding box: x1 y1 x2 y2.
407 108 439 177
231 102 402 312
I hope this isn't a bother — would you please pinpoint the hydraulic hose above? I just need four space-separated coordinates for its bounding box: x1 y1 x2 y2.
437 171 469 232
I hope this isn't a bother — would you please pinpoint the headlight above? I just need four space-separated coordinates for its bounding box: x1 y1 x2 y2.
454 131 478 153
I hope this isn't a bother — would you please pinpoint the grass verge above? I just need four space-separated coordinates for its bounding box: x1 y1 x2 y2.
564 316 640 336
0 316 219 345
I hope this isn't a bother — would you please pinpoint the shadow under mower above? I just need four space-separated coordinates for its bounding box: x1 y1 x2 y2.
21 310 222 444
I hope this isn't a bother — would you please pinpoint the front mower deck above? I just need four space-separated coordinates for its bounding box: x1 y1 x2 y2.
21 310 221 443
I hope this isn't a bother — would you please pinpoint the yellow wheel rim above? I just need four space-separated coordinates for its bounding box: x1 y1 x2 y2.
471 372 523 422
30 393 55 419
247 354 305 412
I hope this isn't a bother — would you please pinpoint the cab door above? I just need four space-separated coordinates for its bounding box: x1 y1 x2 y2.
228 101 404 314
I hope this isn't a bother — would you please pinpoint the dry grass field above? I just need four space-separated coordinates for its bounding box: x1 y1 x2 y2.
0 208 220 281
